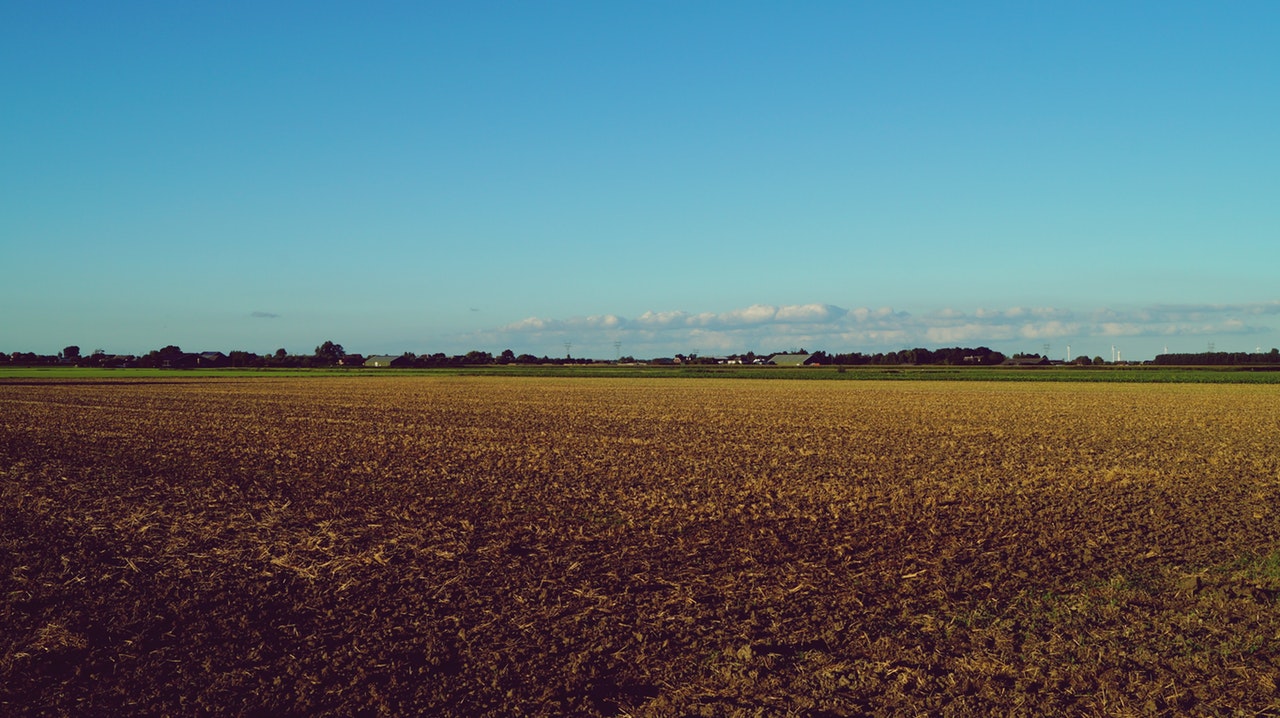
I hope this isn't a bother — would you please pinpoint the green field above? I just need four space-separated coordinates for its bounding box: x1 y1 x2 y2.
4 364 1280 383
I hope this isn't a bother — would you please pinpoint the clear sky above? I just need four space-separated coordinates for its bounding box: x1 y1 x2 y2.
3 2 1277 360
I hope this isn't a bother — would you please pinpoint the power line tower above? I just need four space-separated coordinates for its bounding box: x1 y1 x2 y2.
564 342 573 359
613 341 622 362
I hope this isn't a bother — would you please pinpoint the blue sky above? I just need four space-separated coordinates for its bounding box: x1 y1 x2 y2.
3 2 1277 360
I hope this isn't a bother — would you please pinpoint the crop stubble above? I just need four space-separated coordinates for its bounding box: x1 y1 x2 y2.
2 376 1280 715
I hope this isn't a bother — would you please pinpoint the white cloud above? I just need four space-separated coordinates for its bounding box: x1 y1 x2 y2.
505 316 550 331
473 299 1278 358
722 304 778 324
850 306 899 323
580 314 622 329
925 323 1015 344
1098 322 1143 337
1018 321 1078 339
787 303 845 322
636 310 686 326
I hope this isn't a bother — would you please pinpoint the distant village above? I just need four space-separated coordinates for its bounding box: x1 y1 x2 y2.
5 342 1279 369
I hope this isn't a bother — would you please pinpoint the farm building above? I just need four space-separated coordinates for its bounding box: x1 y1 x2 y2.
365 355 413 368
768 353 816 366
197 352 229 368
1002 355 1051 367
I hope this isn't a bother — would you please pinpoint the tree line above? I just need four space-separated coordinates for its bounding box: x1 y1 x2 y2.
1150 349 1280 366
815 346 1010 366
0 343 589 369
1 343 1011 368
6 342 1279 369
3 343 1012 368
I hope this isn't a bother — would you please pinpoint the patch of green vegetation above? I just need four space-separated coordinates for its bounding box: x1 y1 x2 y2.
1225 549 1280 584
0 367 369 379
446 364 1280 383
5 364 1280 383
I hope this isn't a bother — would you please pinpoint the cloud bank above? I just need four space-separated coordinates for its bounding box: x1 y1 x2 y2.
464 301 1280 359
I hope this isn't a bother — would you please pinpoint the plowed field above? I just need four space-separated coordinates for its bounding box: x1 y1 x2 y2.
3 376 1280 716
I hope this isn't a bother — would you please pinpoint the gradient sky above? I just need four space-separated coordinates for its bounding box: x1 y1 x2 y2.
3 2 1278 360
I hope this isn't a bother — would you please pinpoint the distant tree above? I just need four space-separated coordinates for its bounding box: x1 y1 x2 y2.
1073 355 1092 366
228 350 264 368
464 350 493 365
267 348 299 368
313 341 345 365
499 349 516 364
80 350 112 368
61 345 81 363
1093 356 1106 366
142 345 196 369
411 352 448 368
832 351 870 365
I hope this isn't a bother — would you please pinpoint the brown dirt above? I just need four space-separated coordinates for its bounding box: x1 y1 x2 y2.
2 376 1279 716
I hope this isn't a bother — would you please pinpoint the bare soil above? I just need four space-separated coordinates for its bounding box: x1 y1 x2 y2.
3 377 1279 716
